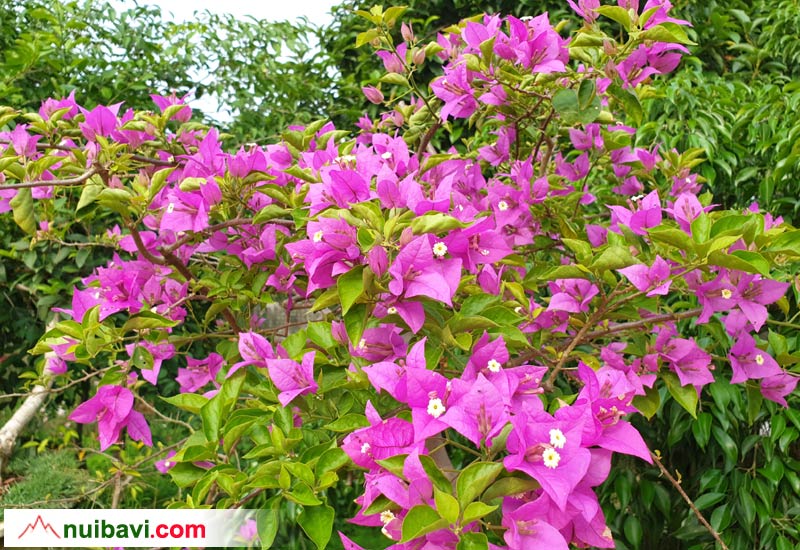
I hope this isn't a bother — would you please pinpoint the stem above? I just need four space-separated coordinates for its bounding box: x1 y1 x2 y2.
652 451 729 550
583 308 703 340
1 167 97 190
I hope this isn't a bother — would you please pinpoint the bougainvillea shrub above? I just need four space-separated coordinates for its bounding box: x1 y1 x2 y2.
2 1 799 548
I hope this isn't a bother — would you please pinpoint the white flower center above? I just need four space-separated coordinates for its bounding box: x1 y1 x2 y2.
755 354 764 365
380 511 396 525
163 461 171 468
313 230 324 243
542 448 561 469
360 442 371 454
549 429 566 449
432 242 448 257
358 338 367 350
479 249 490 256
487 359 502 373
387 306 398 315
427 398 446 418
381 151 392 159
721 289 732 299
498 200 509 211
166 202 175 213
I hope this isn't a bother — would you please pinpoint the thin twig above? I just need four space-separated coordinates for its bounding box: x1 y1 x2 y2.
0 167 97 190
583 308 703 340
652 451 730 550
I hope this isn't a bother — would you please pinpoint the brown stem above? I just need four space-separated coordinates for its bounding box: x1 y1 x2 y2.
1 167 97 190
127 222 167 265
544 311 601 389
652 451 729 550
583 308 703 340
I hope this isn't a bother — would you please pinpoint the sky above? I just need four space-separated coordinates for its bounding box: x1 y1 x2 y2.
111 0 342 26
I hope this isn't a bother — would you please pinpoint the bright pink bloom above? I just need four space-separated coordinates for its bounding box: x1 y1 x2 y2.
69 385 152 451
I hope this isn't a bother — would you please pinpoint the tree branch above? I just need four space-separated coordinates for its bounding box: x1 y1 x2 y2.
0 167 97 190
652 451 729 550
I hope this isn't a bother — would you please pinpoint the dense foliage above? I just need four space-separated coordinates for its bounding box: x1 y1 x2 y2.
1 1 800 550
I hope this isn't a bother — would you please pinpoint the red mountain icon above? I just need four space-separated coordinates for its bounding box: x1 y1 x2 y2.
17 514 62 539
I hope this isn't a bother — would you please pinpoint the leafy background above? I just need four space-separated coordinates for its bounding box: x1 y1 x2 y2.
1 0 799 548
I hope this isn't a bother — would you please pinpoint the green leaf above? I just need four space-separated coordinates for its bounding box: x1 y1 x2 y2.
596 5 632 30
482 476 540 501
690 213 711 243
712 425 739 463
456 462 504 508
77 179 104 211
380 73 410 87
577 79 597 110
691 412 712 448
383 5 408 27
640 22 696 45
433 487 460 524
253 204 288 224
316 448 350 476
400 505 448 543
648 226 693 250
708 250 770 276
130 345 154 372
767 230 800 255
694 492 727 511
663 372 697 418
632 385 661 419
410 212 470 234
325 414 369 432
607 83 643 126
462 501 497 524
591 245 637 272
200 370 245 441
9 188 36 234
623 515 643 548
552 89 602 125
122 311 179 332
257 497 281 548
730 250 770 276
456 532 489 550
298 504 335 549
355 29 380 48
337 265 364 315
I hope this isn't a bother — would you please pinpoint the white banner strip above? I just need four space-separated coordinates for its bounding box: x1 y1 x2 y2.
3 509 264 547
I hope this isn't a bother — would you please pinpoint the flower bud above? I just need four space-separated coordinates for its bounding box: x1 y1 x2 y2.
401 22 415 43
362 86 385 105
412 47 426 66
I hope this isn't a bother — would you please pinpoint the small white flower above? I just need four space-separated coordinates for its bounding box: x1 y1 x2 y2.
427 398 446 418
480 249 490 256
166 202 175 213
163 461 172 468
387 306 398 315
542 448 561 469
498 200 509 211
360 442 371 454
358 338 367 349
313 230 324 243
487 359 502 373
549 429 566 449
432 242 448 257
381 526 394 540
336 154 357 164
380 511 396 525
755 354 765 365
721 289 732 299
381 151 393 159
